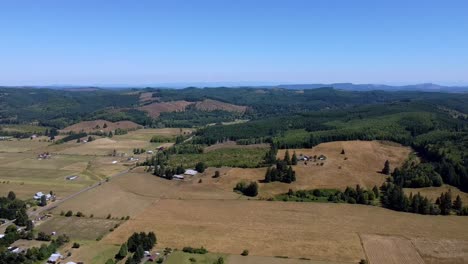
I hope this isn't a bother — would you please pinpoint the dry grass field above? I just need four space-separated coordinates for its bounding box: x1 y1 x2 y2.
361 234 425 264
0 139 50 152
50 172 177 218
139 100 193 117
105 199 468 263
276 140 411 192
404 184 468 204
227 255 349 264
193 99 247 113
204 141 268 152
60 120 141 133
114 128 193 141
58 137 156 155
412 238 468 264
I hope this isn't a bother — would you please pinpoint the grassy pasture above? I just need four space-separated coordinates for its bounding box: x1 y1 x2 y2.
168 147 268 168
58 137 157 155
36 216 121 240
0 138 50 152
114 128 193 141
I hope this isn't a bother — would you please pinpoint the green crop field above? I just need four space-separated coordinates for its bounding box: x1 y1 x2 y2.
168 147 268 168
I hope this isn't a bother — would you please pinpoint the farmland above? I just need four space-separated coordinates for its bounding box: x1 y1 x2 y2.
168 146 268 168
105 198 468 263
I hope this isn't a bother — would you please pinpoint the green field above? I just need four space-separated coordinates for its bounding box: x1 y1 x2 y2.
168 147 268 168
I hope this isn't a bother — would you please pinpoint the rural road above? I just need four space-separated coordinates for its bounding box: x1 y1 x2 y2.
28 168 131 218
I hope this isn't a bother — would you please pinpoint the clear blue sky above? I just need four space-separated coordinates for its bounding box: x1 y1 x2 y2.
1 0 467 86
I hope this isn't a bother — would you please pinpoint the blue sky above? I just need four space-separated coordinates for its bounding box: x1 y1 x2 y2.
1 0 467 86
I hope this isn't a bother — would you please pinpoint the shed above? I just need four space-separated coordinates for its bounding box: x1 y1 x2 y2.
48 253 63 263
184 169 198 176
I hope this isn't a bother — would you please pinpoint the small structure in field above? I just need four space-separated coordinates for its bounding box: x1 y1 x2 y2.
184 169 198 176
47 253 63 263
38 152 51 160
147 150 154 154
173 175 185 180
66 175 78 181
33 192 52 200
318 154 327 161
112 160 118 164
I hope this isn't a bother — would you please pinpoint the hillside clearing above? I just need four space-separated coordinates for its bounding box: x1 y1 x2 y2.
60 120 141 133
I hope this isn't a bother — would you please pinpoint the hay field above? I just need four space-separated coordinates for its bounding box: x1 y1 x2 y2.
412 238 468 264
276 141 411 192
104 199 468 263
361 234 425 264
58 137 156 155
50 172 177 218
227 255 349 264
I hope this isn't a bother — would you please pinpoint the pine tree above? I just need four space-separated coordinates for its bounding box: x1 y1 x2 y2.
453 195 463 211
291 151 298 165
284 150 291 165
341 149 345 155
264 167 271 183
372 185 380 198
116 243 128 259
382 160 391 175
7 191 16 200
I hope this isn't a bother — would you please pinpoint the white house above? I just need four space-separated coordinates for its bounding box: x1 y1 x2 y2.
48 253 63 263
184 169 198 176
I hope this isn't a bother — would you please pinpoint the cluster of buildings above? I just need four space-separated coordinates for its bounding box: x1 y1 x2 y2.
33 191 53 201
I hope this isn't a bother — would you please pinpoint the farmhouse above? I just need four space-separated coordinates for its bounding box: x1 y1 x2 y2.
47 253 63 263
184 169 198 176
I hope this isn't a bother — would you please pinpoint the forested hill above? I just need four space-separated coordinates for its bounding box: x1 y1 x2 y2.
1 87 467 128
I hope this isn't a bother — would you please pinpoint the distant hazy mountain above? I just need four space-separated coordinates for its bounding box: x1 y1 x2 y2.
277 83 468 93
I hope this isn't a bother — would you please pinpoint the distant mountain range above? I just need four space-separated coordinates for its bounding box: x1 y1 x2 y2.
2 82 468 92
277 83 468 93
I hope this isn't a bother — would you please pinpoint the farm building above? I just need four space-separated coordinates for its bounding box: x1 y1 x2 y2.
66 175 78 180
173 175 185 180
33 192 52 200
47 253 63 263
184 169 198 176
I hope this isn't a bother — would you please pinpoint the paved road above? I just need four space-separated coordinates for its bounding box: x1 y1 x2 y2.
28 168 131 218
